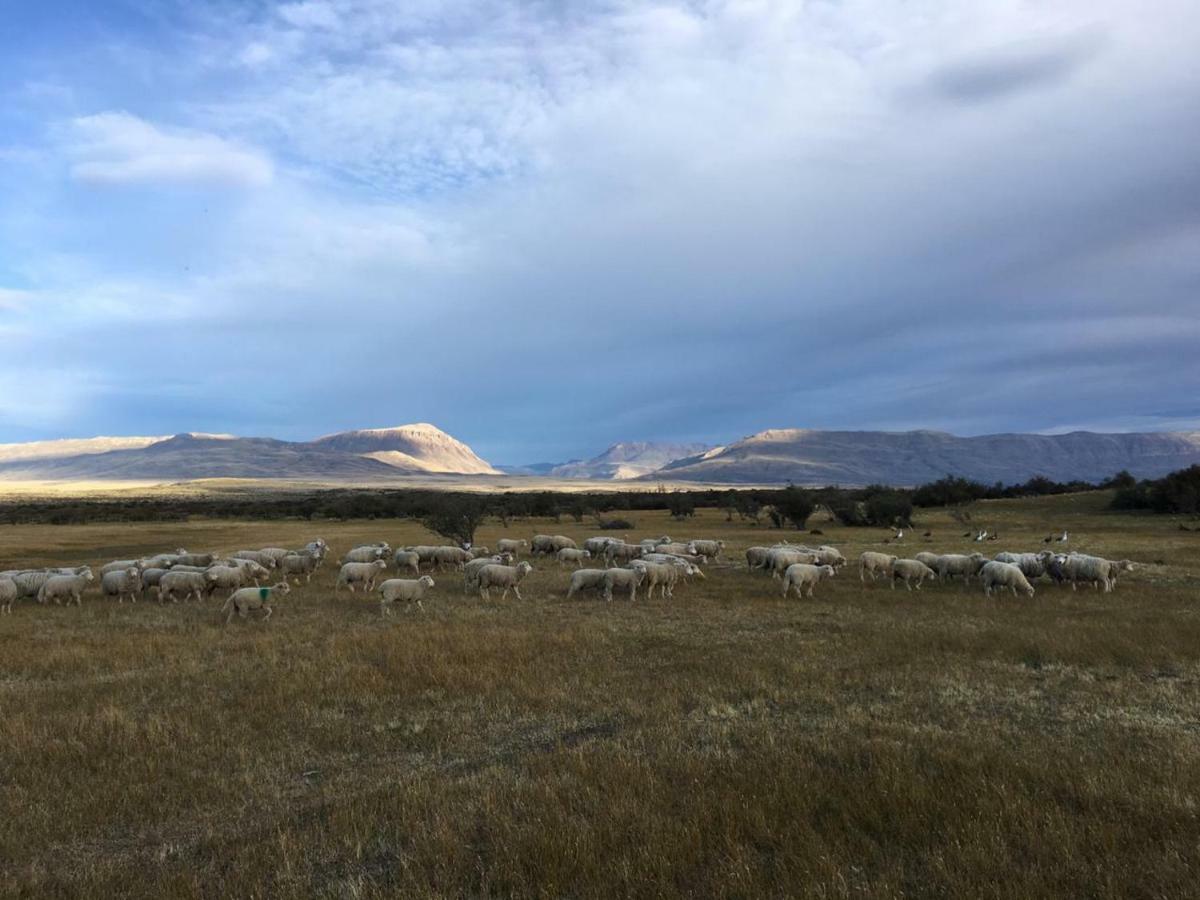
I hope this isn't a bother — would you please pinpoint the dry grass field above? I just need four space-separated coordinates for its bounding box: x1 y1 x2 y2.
1 491 1198 898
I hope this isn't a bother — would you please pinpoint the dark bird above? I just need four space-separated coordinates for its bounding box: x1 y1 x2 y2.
923 531 932 538
962 531 972 538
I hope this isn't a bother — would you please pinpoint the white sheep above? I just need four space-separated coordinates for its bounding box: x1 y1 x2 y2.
936 553 988 584
431 546 472 570
914 551 942 571
204 566 246 594
175 552 217 568
813 546 847 569
158 570 210 604
640 553 708 579
38 571 95 606
336 560 388 594
377 575 436 615
462 554 515 593
224 582 290 624
688 539 725 560
497 538 528 557
531 535 576 555
604 542 644 567
980 561 1035 598
890 559 936 591
765 548 821 579
603 566 646 602
101 567 143 604
745 547 771 571
342 545 389 565
231 550 278 570
476 562 534 601
0 576 16 614
100 559 144 577
859 551 897 582
226 558 271 585
393 549 421 575
279 551 320 584
628 560 690 600
781 563 836 600
566 569 609 600
556 547 592 567
11 570 53 600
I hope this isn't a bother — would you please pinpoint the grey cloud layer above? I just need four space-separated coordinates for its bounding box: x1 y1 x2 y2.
0 0 1197 461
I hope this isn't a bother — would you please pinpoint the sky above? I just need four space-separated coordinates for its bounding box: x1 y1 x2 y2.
0 0 1198 464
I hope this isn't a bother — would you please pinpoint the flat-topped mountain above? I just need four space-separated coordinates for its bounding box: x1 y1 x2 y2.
0 425 498 481
652 428 1200 485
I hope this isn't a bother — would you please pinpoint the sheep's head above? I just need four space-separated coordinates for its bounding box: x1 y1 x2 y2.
517 562 534 576
820 565 835 578
419 575 435 588
274 582 291 594
373 560 388 571
581 550 591 558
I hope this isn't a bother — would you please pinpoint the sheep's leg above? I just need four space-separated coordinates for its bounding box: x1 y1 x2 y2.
262 604 273 621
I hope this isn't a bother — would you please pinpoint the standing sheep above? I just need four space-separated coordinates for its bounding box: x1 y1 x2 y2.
566 569 609 600
688 540 725 561
603 567 646 603
746 547 770 571
158 571 211 604
232 550 278 570
557 547 592 567
342 546 389 565
936 553 988 584
224 582 290 624
497 538 528 557
980 561 1036 598
377 575 436 615
279 551 320 584
476 562 534 601
393 549 421 575
38 572 95 606
204 566 246 594
781 564 836 600
859 552 897 583
336 560 388 594
890 559 937 591
0 576 16 614
101 567 143 604
604 542 645 567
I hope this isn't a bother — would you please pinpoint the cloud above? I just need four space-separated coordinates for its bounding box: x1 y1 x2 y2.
924 31 1105 103
68 112 273 187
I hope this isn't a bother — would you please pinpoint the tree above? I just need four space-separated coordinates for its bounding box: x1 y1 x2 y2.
667 493 696 519
421 494 487 547
773 485 816 530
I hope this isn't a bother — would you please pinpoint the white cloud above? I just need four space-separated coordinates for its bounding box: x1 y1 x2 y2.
277 1 340 29
68 112 273 188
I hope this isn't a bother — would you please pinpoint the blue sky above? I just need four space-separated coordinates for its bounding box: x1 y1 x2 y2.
1 0 1198 464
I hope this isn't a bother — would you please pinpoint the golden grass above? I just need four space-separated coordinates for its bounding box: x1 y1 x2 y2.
1 492 1198 897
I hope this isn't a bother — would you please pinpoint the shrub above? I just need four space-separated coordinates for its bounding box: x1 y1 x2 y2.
598 518 635 530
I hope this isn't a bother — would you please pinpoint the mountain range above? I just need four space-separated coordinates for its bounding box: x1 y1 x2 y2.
1 425 1199 486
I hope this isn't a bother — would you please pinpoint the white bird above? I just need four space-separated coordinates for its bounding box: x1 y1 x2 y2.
1057 531 1069 543
974 530 988 542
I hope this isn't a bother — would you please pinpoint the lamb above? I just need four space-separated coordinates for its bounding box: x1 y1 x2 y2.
687 539 724 560
377 575 436 615
476 561 534 601
914 551 942 571
204 565 246 594
101 567 143 604
341 545 389 565
497 538 528 557
781 563 836 599
557 547 592 567
604 542 644 567
936 553 988 584
393 549 421 575
0 576 17 614
38 571 94 606
279 551 320 584
603 566 646 602
157 570 210 604
336 560 388 594
641 553 707 579
430 546 472 570
859 551 897 582
980 561 1035 598
223 582 289 624
566 569 609 600
890 559 937 591
231 550 278 569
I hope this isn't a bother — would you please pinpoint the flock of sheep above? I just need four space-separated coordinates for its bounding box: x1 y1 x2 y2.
0 529 1137 621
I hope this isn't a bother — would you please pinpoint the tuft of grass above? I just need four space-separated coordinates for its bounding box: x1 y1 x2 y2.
0 494 1198 896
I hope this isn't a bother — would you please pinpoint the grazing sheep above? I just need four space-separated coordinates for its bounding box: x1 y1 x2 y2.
890 559 937 591
393 549 421 575
431 546 473 571
688 539 725 560
175 552 217 568
1060 554 1132 592
566 569 609 600
0 576 17 614
226 558 271 585
467 546 492 559
100 559 144 577
746 547 771 571
936 553 988 584
859 551 897 582
11 570 53 600
257 548 293 567
781 563 836 600
653 542 694 557
377 575 436 615
1108 559 1136 589
336 560 388 594
628 560 689 600
462 554 515 593
603 566 646 602
497 538 528 557
342 545 389 565
279 551 320 584
531 535 576 556
641 554 707 580
224 582 290 624
604 542 644 567
232 550 278 570
557 547 592 567
981 561 1035 598
304 539 330 567
813 546 847 569
101 567 143 604
157 570 210 604
476 562 534 601
914 551 942 571
38 572 94 606
584 537 620 556
204 566 246 594
765 548 821 579
142 553 180 569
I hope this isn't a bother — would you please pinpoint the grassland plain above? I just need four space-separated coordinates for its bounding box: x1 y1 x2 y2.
0 491 1198 898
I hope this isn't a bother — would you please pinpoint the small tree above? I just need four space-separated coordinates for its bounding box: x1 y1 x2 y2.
421 494 487 547
773 485 816 530
667 493 696 519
